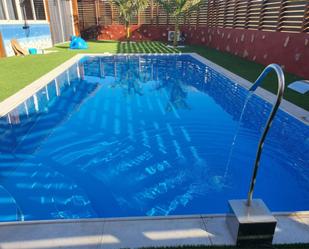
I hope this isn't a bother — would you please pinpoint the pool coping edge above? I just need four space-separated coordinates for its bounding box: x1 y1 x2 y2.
0 212 308 247
0 211 308 226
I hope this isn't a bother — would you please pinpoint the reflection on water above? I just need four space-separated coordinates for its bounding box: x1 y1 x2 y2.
0 55 308 221
102 56 190 113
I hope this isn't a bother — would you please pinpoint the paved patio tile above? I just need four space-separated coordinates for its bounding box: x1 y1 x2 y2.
0 214 308 249
273 215 309 244
202 216 235 246
0 221 105 249
100 218 211 249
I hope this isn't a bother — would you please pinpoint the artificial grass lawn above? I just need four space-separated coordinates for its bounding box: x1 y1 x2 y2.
0 41 307 110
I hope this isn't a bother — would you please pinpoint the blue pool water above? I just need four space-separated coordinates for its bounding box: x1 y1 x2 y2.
0 55 308 221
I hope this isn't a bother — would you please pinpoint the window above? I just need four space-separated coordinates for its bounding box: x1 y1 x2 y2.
21 0 46 20
33 0 45 20
0 0 6 19
0 0 46 20
6 0 18 20
22 0 34 20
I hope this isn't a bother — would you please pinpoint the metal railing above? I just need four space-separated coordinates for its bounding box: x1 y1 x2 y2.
0 186 24 221
247 64 285 206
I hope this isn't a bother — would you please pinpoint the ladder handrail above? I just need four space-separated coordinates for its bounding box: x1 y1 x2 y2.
247 64 285 206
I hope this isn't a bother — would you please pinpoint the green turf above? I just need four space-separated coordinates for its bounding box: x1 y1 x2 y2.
0 52 73 101
0 41 307 110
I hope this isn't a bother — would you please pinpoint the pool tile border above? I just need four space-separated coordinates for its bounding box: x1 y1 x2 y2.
0 52 308 124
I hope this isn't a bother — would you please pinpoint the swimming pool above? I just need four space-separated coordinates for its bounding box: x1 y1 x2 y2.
0 54 308 222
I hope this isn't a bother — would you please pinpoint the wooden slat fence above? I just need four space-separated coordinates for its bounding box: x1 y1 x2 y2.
77 0 309 33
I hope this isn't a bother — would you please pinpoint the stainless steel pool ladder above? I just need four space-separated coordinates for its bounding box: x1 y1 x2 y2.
247 64 285 206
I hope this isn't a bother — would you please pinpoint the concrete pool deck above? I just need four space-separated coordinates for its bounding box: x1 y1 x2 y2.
0 212 308 249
